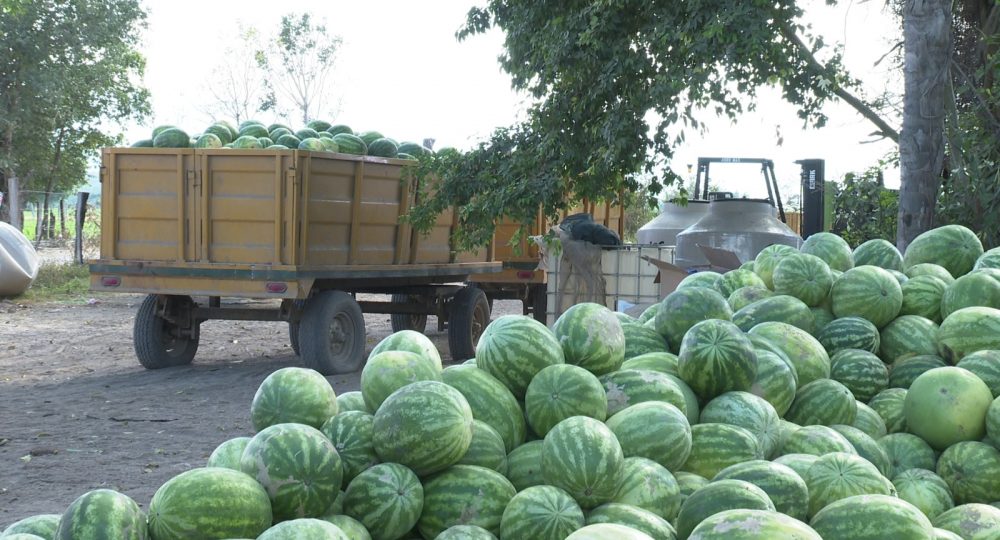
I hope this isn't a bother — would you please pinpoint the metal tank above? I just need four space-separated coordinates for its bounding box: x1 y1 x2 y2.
636 200 710 245
674 198 802 268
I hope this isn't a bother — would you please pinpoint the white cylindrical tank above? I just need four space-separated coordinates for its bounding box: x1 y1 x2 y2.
0 221 40 296
674 199 802 268
636 200 710 246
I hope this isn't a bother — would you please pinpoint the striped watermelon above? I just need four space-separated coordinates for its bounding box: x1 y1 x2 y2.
774 420 801 456
829 349 888 401
499 485 583 540
688 509 821 540
713 460 809 521
773 453 820 480
436 525 497 539
319 516 368 540
748 322 831 386
336 391 371 414
817 316 881 355
880 315 939 363
148 468 272 539
360 351 440 411
748 349 797 417
728 286 776 312
852 401 888 438
831 266 903 328
663 373 701 425
343 463 422 540
332 133 367 155
718 269 768 298
889 355 947 389
678 319 757 401
1 515 59 538
606 402 692 472
525 364 607 436
989 396 1000 446
585 503 676 540
372 380 473 476
905 367 992 450
613 457 682 521
541 416 625 509
900 275 948 322
681 423 762 479
779 425 856 457
257 519 348 539
700 391 781 457
733 295 815 334
893 468 955 521
903 224 983 278
784 379 857 426
805 452 893 517
933 527 966 540
956 350 1000 396
675 472 710 508
553 303 626 375
937 307 1000 363
250 367 338 431
328 490 345 517
936 441 1000 504
475 315 564 398
417 465 516 539
441 365 526 453
880 432 938 478
890 268 909 285
623 323 670 359
370 330 443 372
206 436 251 470
674 479 776 540
754 244 800 289
601 368 688 417
655 287 733 353
941 273 1000 320
639 303 659 323
811 306 836 333
505 440 544 491
773 253 835 307
931 504 1000 540
565 524 655 539
976 246 1000 270
809 494 933 540
830 424 892 477
239 423 342 521
869 388 908 433
801 232 855 272
853 239 904 271
320 411 377 487
676 271 723 292
906 262 956 284
54 490 147 540
620 352 679 375
459 420 508 474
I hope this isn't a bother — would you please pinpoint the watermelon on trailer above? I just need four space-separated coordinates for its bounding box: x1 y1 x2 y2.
779 425 856 457
232 135 263 149
678 319 757 401
713 460 810 521
206 436 251 470
718 269 768 298
499 485 584 540
601 368 688 417
240 124 269 138
784 378 857 427
417 465 516 539
903 224 984 278
805 451 893 517
932 504 1000 540
937 306 1000 363
541 416 625 509
204 124 233 145
732 295 815 334
276 134 301 148
506 440 544 491
585 503 676 540
681 423 762 479
674 479 776 540
553 303 625 375
613 457 683 521
687 509 821 540
655 287 733 352
748 322 831 386
360 350 440 411
153 127 190 148
900 275 949 322
893 468 955 521
817 316 881 356
957 350 1000 396
700 391 782 458
327 124 353 136
905 367 992 450
853 239 904 271
831 265 903 328
257 519 349 540
772 253 834 306
320 411 378 487
829 349 888 402
54 489 147 540
331 133 367 155
748 349 797 417
869 387 908 433
342 463 423 540
476 315 564 398
441 365 526 453
525 363 607 437
366 138 398 158
458 420 508 474
606 401 692 472
193 133 222 148
754 244 800 289
250 367 338 431
879 433 938 478
148 468 272 540
830 424 892 477
888 355 947 389
809 494 934 540
727 286 776 312
936 441 1000 504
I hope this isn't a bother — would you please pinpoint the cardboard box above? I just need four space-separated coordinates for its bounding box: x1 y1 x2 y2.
642 244 743 299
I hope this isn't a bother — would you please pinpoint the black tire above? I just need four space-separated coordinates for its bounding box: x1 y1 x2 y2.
299 290 366 375
288 322 301 356
530 284 548 325
390 293 428 333
448 287 491 362
133 294 198 369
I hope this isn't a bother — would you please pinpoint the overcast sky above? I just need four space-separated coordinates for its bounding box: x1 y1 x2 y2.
121 0 902 199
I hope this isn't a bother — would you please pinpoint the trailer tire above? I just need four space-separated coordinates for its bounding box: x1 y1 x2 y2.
448 287 490 362
299 290 366 375
288 300 305 356
389 294 428 333
134 294 198 369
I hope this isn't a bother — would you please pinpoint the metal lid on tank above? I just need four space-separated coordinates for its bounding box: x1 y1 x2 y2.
637 200 711 245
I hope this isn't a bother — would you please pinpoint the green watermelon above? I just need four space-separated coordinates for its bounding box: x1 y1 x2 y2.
938 307 1000 363
889 355 947 389
232 135 263 149
306 119 331 132
903 224 984 278
879 315 940 364
268 127 292 141
204 124 233 145
853 239 904 271
773 453 820 480
655 287 733 353
257 519 348 539
553 303 625 375
320 411 378 487
733 295 815 334
900 275 949 323
206 436 251 470
1 515 59 539
941 273 1000 320
565 524 655 539
317 137 339 152
676 271 723 292
779 425 856 457
250 367 338 431
889 269 910 285
239 124 268 138
326 124 353 136
852 401 888 438
774 419 801 456
623 323 670 359
319 516 369 540
505 440 544 491
441 365 525 453
674 479 776 540
713 460 810 521
153 127 190 148
681 423 762 479
869 388 908 433
372 380 473 476
525 364 607 436
905 367 992 450
367 138 398 158
905 263 955 283
933 527 966 540
687 509 821 540
805 451 893 517
276 134 301 148
601 368 688 417
435 525 497 539
932 503 1000 540
356 131 383 146
476 315 564 398
360 350 440 411
294 127 320 140
331 133 367 155
831 265 903 328
148 468 272 539
396 141 431 156
727 286 776 312
585 504 676 540
662 373 701 425
678 319 757 400
773 253 834 307
718 269 768 298
499 485 583 540
811 306 836 333
606 401 692 472
298 137 326 151
620 352 679 375
638 303 659 323
335 391 371 414
748 349 797 417
830 349 888 401
193 133 223 148
417 465 515 539
700 391 781 458
830 424 892 477
54 489 147 540
879 433 938 478
342 463 423 540
936 441 1000 504
541 416 625 509
674 472 710 508
754 244 801 289
784 378 857 426
613 457 682 521
130 138 153 147
893 468 955 521
458 420 508 474
748 322 831 386
801 233 854 272
817 316 881 356
809 494 934 540
957 350 1000 397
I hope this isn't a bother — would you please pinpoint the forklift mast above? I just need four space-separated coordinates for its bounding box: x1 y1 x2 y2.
693 157 787 223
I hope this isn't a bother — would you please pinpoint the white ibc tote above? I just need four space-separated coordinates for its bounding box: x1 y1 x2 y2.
0 221 40 296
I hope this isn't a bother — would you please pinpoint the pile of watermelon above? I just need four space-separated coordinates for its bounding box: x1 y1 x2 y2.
129 119 433 160
6 224 1000 539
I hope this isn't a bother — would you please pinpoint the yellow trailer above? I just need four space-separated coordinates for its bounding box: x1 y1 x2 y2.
90 147 499 374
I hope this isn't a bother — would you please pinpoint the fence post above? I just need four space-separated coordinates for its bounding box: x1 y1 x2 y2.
75 191 90 264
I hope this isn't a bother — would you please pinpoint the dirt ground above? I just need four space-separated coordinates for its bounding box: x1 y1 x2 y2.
0 271 523 526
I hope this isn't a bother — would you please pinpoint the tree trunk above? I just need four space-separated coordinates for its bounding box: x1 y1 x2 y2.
59 198 66 238
897 0 952 251
8 176 21 230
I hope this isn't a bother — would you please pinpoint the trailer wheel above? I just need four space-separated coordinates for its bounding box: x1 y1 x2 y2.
299 291 366 375
288 300 305 356
448 287 490 361
134 294 199 369
529 284 548 325
390 294 428 333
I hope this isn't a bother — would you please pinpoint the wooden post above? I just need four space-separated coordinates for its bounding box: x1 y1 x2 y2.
59 198 66 238
8 176 20 230
75 192 89 264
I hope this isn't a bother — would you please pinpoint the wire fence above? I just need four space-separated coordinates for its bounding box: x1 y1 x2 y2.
4 191 102 264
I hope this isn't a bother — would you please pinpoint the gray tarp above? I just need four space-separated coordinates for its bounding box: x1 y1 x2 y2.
0 222 39 296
